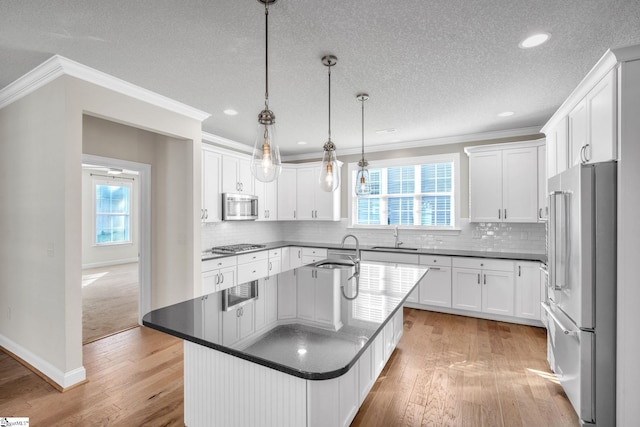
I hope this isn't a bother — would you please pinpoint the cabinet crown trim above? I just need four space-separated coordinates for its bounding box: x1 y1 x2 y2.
541 44 640 134
464 138 545 155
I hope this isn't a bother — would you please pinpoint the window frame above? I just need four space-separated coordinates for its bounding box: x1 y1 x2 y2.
347 153 461 230
93 177 133 247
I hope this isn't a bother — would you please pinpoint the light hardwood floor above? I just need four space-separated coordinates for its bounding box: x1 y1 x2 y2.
0 309 578 426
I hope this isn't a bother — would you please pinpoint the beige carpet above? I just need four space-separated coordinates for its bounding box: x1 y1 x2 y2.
82 262 139 344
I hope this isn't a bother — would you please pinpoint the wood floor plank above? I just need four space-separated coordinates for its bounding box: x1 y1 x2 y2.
2 308 579 426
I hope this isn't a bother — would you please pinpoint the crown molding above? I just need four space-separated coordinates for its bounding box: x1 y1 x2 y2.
282 126 543 162
0 55 210 122
541 44 640 133
202 131 253 154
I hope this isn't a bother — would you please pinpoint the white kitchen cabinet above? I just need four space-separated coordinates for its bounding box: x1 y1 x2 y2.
569 98 588 167
301 247 328 265
295 164 341 221
280 246 291 272
254 178 278 221
467 141 541 223
201 148 221 223
418 255 452 307
537 144 548 222
568 69 617 166
268 248 282 276
289 246 303 269
277 166 297 220
221 301 255 346
222 154 253 195
586 68 617 164
237 251 269 284
201 256 237 294
514 261 542 321
194 294 221 343
296 268 343 330
254 276 278 332
546 116 568 178
277 269 297 320
452 258 514 316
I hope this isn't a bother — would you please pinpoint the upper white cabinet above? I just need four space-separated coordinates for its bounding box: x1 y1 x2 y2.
537 144 547 222
466 140 542 223
543 56 621 176
202 148 221 223
222 154 253 195
254 178 278 221
569 69 617 167
296 164 341 221
277 166 297 220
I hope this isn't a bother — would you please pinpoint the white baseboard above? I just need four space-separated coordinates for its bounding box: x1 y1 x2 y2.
0 334 86 389
82 257 139 269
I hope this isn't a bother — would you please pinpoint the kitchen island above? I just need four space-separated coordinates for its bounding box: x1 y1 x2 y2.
143 260 428 427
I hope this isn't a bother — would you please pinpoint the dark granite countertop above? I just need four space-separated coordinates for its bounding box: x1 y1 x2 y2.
202 240 546 263
143 260 428 380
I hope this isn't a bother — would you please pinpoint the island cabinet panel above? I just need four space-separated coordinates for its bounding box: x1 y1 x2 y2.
184 341 307 427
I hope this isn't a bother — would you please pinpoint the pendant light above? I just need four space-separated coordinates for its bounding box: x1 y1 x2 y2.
319 55 340 192
250 0 282 183
355 93 371 195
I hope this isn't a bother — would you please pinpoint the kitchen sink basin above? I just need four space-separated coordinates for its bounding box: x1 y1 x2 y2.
370 246 419 251
313 259 356 269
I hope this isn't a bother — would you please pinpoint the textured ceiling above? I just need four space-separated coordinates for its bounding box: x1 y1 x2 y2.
2 1 640 156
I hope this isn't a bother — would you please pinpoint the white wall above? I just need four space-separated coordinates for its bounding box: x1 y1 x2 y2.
81 168 140 268
0 73 203 389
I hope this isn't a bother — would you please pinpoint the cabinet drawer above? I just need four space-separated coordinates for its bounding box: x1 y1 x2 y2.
362 251 419 264
237 250 268 265
452 257 514 272
301 247 328 259
268 248 281 258
419 255 452 267
301 255 324 265
202 256 237 273
237 259 269 284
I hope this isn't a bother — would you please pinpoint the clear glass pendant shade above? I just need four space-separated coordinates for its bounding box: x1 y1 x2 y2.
251 120 282 182
319 142 340 192
355 167 370 195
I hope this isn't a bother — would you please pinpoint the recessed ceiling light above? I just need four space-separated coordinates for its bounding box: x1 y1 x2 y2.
375 128 397 135
297 141 308 145
498 111 515 117
519 32 551 49
297 348 307 355
223 109 238 116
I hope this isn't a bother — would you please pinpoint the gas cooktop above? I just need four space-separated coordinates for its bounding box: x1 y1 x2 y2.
210 243 266 254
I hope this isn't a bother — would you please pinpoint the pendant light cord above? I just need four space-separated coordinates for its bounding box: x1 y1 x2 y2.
361 97 365 163
328 64 332 142
264 2 269 109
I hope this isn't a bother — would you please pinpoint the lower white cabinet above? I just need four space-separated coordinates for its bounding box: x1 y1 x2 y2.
360 251 420 303
289 246 303 269
452 258 515 316
201 256 237 294
301 247 328 265
514 261 542 320
237 251 269 284
221 300 254 346
254 276 278 332
268 248 282 276
418 255 452 307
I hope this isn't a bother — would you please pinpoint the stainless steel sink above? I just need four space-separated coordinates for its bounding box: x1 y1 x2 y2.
313 259 356 269
370 246 419 251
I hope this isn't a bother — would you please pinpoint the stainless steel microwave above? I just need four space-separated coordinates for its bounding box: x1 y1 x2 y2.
222 281 258 311
222 193 258 220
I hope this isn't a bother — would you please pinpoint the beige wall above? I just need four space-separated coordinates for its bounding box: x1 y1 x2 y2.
0 74 203 388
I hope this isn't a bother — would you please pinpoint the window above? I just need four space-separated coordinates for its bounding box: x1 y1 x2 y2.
349 154 460 229
94 180 132 245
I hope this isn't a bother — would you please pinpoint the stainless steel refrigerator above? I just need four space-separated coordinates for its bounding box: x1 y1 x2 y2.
542 161 616 426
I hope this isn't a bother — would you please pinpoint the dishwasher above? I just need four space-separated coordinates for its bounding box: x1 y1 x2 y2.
327 248 356 261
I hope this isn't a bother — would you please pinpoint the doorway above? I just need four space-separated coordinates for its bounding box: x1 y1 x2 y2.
81 154 151 343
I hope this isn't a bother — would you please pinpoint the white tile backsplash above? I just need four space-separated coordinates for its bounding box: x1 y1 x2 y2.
202 218 546 254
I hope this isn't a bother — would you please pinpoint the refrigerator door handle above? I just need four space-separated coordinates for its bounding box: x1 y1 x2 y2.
549 190 570 291
542 302 577 336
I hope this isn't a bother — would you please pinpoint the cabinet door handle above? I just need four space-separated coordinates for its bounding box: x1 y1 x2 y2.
504 209 507 219
429 267 441 271
293 210 296 219
498 209 501 219
539 208 542 219
220 274 224 284
269 262 272 271
205 209 208 220
518 266 521 276
215 274 219 284
477 274 480 284
483 274 487 285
